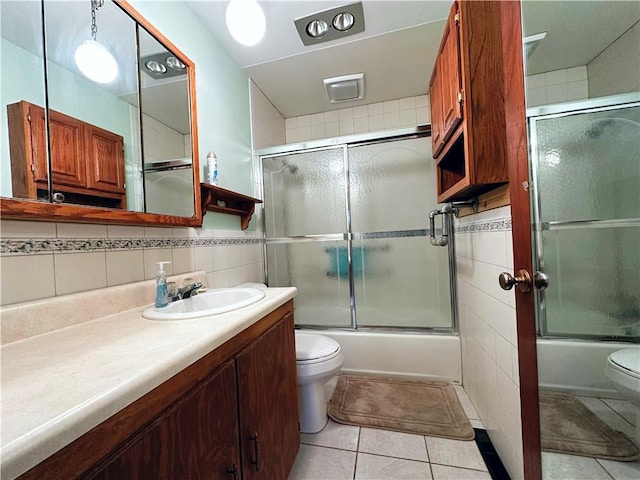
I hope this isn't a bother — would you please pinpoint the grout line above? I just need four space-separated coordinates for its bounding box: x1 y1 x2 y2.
601 398 638 428
430 461 489 473
596 397 637 429
594 458 618 480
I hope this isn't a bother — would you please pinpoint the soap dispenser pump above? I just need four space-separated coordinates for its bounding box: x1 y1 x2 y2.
155 261 171 308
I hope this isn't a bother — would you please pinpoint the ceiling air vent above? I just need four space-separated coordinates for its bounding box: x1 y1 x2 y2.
323 73 365 103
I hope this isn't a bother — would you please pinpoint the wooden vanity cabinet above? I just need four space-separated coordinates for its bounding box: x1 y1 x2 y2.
92 360 241 479
7 100 126 208
18 301 299 480
429 0 510 202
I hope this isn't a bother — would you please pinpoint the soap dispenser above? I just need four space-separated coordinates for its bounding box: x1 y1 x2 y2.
155 261 171 308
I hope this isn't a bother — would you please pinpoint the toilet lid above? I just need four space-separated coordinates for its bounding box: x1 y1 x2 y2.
295 332 340 361
609 349 640 379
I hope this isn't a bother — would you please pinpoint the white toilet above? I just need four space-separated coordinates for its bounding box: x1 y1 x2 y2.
295 332 344 434
605 348 640 440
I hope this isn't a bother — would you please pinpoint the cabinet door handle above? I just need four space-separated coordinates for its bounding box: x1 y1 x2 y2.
249 431 260 471
226 463 238 480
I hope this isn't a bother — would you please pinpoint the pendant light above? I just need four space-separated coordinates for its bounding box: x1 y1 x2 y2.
225 0 266 46
74 0 118 84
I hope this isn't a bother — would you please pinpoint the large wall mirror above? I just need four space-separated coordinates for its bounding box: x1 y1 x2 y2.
0 0 200 226
521 1 639 477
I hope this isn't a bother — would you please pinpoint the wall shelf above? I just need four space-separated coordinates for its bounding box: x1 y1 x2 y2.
200 183 262 230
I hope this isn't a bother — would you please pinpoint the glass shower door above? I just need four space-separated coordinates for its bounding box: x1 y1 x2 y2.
262 147 352 328
531 99 640 339
348 137 452 329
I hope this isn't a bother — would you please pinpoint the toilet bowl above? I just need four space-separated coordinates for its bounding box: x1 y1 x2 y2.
606 348 640 440
295 332 343 433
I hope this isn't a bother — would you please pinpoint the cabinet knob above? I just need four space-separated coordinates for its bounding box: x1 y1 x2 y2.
52 192 65 203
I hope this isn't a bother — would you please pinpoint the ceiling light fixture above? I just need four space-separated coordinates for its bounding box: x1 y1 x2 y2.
74 0 118 84
140 53 188 79
295 2 364 46
306 19 328 38
165 56 186 71
332 12 355 32
226 0 266 46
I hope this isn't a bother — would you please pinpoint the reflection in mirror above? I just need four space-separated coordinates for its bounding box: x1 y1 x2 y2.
1 0 198 222
1 1 47 200
522 2 640 476
43 0 140 210
137 28 195 217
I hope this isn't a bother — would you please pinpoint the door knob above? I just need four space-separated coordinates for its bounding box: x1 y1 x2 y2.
498 269 532 293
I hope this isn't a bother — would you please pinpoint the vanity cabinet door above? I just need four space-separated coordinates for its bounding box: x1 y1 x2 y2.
237 312 299 480
84 124 125 196
90 359 241 480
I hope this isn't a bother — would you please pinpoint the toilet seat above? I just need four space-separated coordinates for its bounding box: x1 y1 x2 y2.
608 349 640 379
295 332 340 363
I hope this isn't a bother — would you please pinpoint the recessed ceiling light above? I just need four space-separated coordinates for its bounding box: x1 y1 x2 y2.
145 60 167 74
306 19 328 38
165 56 186 70
332 12 354 32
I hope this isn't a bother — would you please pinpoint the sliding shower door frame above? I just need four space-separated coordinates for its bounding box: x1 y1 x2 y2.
528 93 640 340
257 125 459 334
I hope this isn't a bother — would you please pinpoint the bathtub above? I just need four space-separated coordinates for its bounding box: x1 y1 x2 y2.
297 328 462 384
537 338 638 397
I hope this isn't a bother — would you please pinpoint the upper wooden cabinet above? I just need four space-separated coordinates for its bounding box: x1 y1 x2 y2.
7 101 126 209
429 0 510 202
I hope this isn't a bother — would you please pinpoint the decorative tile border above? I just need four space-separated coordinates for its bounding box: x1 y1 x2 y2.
455 218 512 233
0 237 263 256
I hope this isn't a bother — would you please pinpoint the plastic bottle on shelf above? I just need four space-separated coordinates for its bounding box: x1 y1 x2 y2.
206 151 218 186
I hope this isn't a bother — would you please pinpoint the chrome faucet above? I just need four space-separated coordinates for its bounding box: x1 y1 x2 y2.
170 282 203 302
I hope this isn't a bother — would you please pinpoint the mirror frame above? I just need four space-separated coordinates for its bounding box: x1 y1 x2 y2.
0 0 202 227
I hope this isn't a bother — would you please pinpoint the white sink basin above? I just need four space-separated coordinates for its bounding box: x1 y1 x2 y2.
142 288 266 320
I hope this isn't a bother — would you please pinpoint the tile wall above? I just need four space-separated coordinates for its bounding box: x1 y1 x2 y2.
587 21 640 98
525 66 589 108
454 206 524 479
284 95 430 144
0 220 264 307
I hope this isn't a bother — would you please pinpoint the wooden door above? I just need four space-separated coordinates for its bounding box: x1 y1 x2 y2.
236 313 299 480
84 124 125 195
498 1 541 479
90 359 241 480
48 110 87 189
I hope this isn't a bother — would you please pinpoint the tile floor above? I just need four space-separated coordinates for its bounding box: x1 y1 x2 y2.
288 386 492 480
541 396 640 480
288 386 640 480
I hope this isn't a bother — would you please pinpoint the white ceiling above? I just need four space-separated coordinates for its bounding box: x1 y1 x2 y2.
188 0 640 119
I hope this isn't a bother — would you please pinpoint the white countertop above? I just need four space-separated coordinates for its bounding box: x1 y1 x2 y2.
0 287 297 479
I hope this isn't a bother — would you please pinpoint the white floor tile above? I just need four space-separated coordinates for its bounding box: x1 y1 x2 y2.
301 420 360 451
454 386 480 420
602 399 639 427
358 428 429 462
425 436 487 471
597 458 640 480
288 444 356 480
355 453 432 479
431 464 492 480
579 397 636 439
542 452 611 480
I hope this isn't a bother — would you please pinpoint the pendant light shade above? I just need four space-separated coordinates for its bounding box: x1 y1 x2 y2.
74 40 118 84
225 0 266 46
